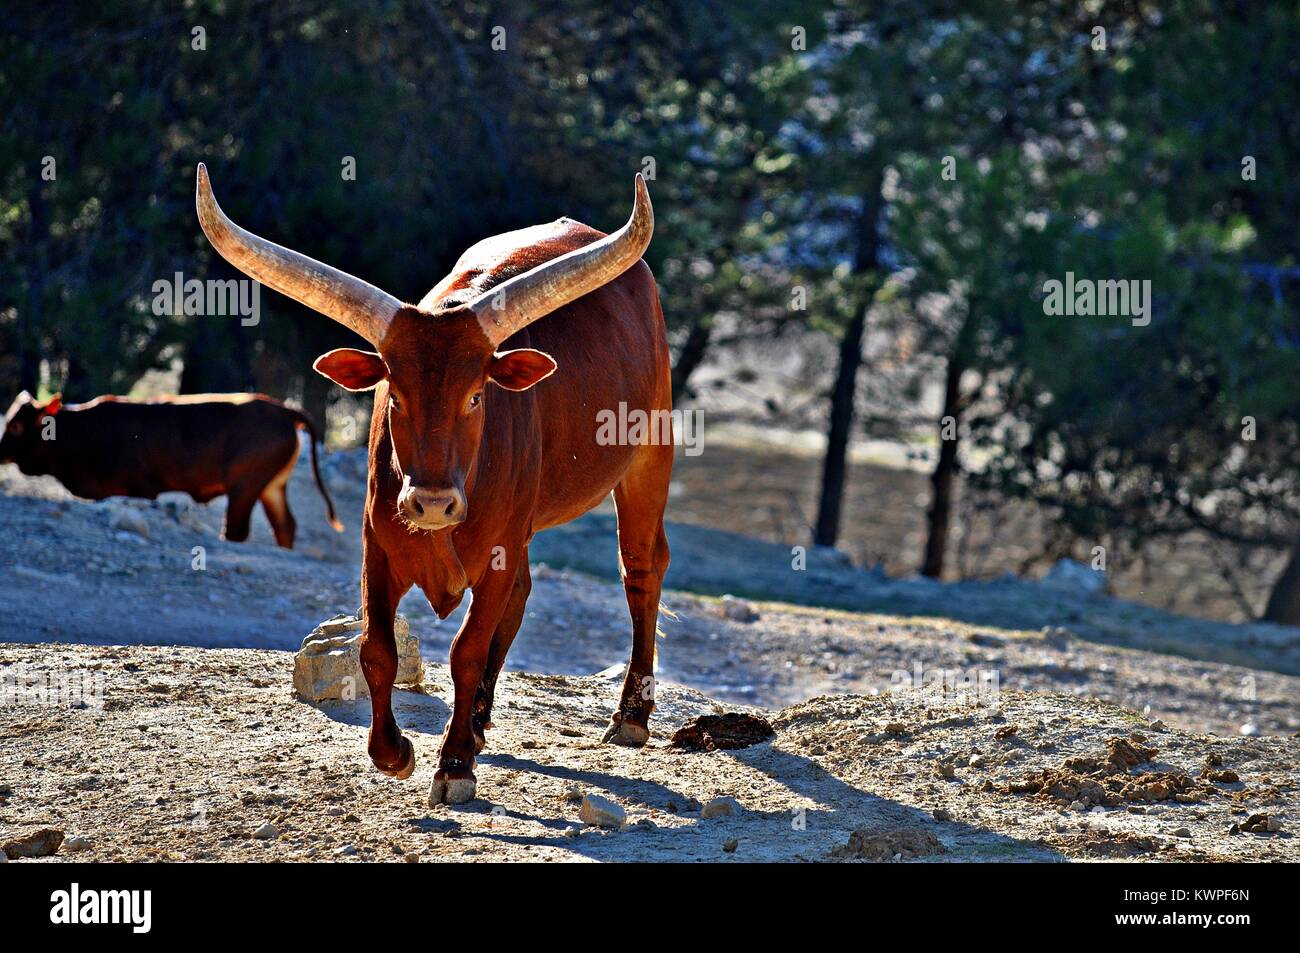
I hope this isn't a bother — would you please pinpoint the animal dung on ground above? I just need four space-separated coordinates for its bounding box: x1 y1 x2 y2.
293 613 423 703
670 712 775 752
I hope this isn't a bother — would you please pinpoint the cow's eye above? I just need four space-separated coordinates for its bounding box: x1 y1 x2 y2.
468 392 482 411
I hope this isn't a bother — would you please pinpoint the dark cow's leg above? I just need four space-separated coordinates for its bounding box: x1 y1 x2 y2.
360 535 415 778
429 551 520 805
472 559 532 753
222 480 262 543
605 442 673 746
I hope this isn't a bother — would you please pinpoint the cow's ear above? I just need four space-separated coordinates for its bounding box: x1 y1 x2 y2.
488 348 557 392
41 394 62 416
313 349 387 392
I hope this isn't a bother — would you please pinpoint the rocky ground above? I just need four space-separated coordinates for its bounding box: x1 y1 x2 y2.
1 642 1294 862
2 447 1299 861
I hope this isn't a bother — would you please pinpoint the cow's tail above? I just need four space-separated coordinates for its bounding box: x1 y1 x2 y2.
290 410 344 533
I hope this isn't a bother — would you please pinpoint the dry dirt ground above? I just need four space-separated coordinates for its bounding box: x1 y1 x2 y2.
1 643 1295 862
2 447 1299 861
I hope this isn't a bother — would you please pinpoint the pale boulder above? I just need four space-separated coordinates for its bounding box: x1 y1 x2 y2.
293 614 423 702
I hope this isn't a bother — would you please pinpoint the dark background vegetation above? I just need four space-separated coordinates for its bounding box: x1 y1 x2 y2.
2 1 1297 623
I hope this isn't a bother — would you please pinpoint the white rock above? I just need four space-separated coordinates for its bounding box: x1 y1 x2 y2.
252 821 278 840
579 794 625 829
701 795 741 819
1039 558 1106 596
63 835 93 852
293 614 423 703
108 506 150 540
1239 722 1260 737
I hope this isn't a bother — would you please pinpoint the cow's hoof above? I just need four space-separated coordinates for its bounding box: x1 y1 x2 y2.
377 737 416 780
602 714 650 748
428 773 477 806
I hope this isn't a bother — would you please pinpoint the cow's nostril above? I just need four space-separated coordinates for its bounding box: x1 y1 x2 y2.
443 497 457 518
408 495 424 517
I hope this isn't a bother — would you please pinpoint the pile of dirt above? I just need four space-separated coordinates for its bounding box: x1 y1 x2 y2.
1006 736 1219 809
830 828 946 861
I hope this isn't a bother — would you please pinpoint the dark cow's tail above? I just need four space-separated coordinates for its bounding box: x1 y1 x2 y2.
290 410 344 533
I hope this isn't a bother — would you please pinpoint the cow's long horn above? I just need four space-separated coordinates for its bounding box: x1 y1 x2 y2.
469 174 653 344
195 163 401 346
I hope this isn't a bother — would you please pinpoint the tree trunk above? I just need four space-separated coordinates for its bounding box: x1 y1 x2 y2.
813 306 867 546
921 350 965 577
1262 541 1300 626
18 177 48 394
670 316 712 405
921 312 978 578
813 173 884 548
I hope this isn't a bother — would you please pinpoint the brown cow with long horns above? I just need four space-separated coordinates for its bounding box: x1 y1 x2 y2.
196 164 672 804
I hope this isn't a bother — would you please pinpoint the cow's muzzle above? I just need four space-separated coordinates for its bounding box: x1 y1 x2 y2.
398 483 467 530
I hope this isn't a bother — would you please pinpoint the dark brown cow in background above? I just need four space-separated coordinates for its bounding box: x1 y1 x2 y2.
198 163 673 804
0 391 341 548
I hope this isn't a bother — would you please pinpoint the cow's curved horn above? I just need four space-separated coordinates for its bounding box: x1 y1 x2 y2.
195 163 401 346
469 174 653 344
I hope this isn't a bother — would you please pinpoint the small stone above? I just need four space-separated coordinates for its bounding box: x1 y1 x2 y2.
701 796 741 819
722 839 738 853
969 754 987 768
579 794 625 829
335 844 358 856
0 783 12 795
253 821 279 840
884 722 908 735
1239 722 1260 737
718 595 758 623
63 835 93 852
936 763 956 779
404 853 420 863
932 808 952 822
1172 827 1191 838
109 506 150 539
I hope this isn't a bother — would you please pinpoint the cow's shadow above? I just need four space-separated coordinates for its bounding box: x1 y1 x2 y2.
313 688 1065 862
312 687 449 730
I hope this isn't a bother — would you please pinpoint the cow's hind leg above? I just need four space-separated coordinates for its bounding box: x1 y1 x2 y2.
604 442 672 747
472 559 532 753
259 446 300 549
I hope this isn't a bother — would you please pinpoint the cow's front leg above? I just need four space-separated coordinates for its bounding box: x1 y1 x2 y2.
472 559 532 754
360 537 415 779
429 554 518 805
